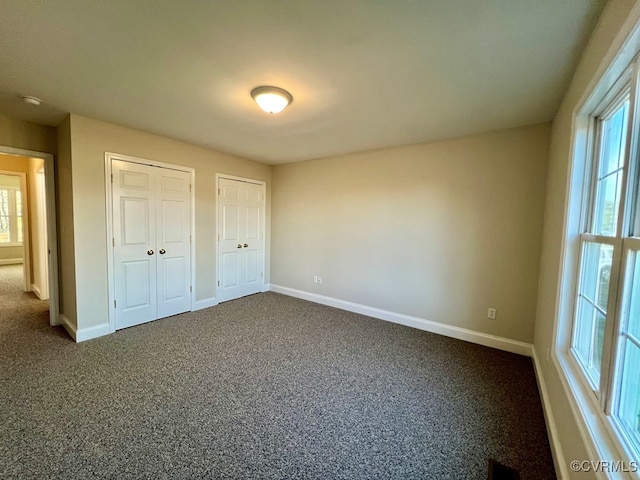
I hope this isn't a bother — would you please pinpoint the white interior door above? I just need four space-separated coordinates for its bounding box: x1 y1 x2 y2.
156 169 191 318
218 177 265 303
112 159 191 330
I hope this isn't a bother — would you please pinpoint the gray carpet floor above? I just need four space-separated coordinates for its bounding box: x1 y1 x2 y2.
1 265 556 479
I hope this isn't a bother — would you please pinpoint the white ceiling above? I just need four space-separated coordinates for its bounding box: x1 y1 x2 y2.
0 0 605 164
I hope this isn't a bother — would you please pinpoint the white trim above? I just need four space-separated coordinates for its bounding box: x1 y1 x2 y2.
60 315 110 343
104 152 196 334
532 350 570 480
0 258 22 265
76 323 111 343
193 297 218 311
0 242 24 247
59 314 76 341
270 284 533 357
31 283 43 300
0 145 58 326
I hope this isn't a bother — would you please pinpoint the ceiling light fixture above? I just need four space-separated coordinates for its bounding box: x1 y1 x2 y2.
251 86 292 114
21 95 42 106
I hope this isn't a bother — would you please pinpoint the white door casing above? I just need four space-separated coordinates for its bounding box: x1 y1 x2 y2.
217 177 265 303
111 158 191 330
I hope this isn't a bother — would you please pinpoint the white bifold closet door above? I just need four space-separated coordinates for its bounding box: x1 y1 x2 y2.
218 178 265 303
112 159 191 330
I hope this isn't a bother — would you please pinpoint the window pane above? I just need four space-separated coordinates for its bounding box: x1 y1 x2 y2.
15 190 22 243
0 189 9 243
580 242 613 310
592 100 628 236
573 241 613 385
593 171 623 236
16 216 23 243
600 101 628 175
627 252 640 341
616 341 640 453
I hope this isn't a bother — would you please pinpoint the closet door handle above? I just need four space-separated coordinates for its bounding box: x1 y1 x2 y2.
147 249 154 256
243 243 249 248
159 249 166 255
237 244 242 249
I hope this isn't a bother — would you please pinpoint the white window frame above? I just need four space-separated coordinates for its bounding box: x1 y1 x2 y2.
554 15 640 479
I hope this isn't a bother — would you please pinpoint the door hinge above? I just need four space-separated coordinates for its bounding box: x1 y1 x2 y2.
218 280 220 287
218 188 220 195
112 237 115 246
111 173 114 183
190 285 192 293
189 184 192 192
114 300 117 308
189 235 192 243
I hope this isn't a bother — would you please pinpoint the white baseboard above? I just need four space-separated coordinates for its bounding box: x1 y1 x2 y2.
269 285 534 357
76 323 111 342
532 350 568 480
31 284 42 300
59 315 110 342
0 258 23 265
59 314 76 341
193 297 218 311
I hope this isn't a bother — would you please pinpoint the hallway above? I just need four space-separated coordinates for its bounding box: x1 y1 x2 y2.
0 264 53 340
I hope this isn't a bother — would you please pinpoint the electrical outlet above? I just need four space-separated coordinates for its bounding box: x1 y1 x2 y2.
313 275 318 284
488 307 497 320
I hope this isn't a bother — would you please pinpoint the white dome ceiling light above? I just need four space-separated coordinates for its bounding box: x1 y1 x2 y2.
251 86 292 114
21 95 42 106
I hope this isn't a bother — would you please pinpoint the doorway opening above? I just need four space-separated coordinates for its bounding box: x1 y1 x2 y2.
0 147 58 327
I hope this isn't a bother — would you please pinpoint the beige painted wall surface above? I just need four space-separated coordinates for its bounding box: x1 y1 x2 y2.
56 116 77 327
534 0 638 478
0 246 23 262
68 114 271 330
0 114 56 154
272 123 550 343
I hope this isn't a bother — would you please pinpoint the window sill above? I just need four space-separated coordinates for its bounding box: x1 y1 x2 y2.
555 351 639 479
0 243 23 248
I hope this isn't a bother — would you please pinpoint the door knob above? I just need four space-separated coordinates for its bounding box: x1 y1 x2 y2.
159 249 166 255
147 249 154 255
243 243 249 248
237 244 242 249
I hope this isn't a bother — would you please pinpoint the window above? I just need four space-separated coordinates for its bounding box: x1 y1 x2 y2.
569 63 640 461
0 186 23 244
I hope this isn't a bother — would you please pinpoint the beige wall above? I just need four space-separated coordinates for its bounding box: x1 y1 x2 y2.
272 123 549 343
65 114 271 330
0 114 56 154
534 1 639 478
56 116 77 326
